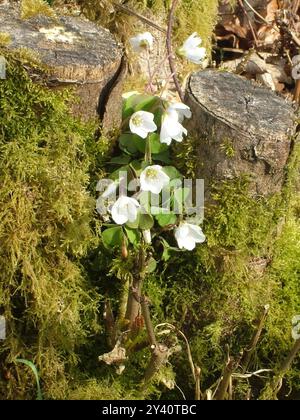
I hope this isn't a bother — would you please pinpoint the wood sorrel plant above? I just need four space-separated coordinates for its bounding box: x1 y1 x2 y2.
97 7 207 384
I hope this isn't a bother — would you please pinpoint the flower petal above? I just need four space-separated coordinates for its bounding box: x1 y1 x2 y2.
186 47 206 64
111 196 140 225
168 102 192 121
140 165 170 194
187 224 206 243
183 32 202 50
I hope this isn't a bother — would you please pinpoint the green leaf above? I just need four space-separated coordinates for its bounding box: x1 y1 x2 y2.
109 155 132 165
119 134 141 155
155 212 177 227
109 165 129 181
163 166 183 180
125 227 141 245
130 160 143 174
135 95 160 113
145 257 157 274
139 213 154 230
160 238 172 262
149 133 168 154
152 150 171 164
102 226 124 248
173 187 191 212
162 247 172 262
122 94 160 120
16 359 42 400
126 213 140 229
153 108 163 128
122 94 141 120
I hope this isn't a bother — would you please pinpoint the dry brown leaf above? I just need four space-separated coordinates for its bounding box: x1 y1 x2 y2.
98 343 127 365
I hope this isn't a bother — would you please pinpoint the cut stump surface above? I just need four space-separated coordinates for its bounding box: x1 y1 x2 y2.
185 70 296 196
0 4 124 124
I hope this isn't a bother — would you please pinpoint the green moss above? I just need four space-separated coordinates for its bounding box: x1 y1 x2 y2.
0 49 111 399
21 0 57 20
0 33 11 47
220 138 236 158
78 0 218 49
159 137 300 399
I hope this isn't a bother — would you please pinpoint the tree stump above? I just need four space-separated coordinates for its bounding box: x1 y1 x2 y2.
0 4 125 125
185 69 296 196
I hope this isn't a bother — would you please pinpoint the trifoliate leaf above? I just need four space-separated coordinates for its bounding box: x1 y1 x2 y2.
102 226 124 248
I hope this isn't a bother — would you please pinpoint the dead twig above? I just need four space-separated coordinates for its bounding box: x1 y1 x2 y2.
292 0 300 15
243 0 273 25
195 366 201 400
294 80 300 104
103 299 116 347
238 0 259 47
155 322 201 398
113 2 166 34
125 246 145 328
269 338 300 397
240 305 270 373
133 296 170 384
215 354 236 400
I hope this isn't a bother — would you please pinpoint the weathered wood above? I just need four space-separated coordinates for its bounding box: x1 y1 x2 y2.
0 4 124 124
185 70 296 196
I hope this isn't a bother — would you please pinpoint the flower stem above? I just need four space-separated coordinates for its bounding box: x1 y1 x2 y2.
166 0 184 102
145 135 152 165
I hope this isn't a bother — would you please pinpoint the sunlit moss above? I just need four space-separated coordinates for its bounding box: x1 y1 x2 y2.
21 0 57 20
0 32 11 47
0 49 110 399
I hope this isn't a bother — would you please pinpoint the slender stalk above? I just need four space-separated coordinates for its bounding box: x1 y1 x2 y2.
128 294 169 385
195 366 201 400
240 305 270 373
166 0 184 102
215 357 235 400
238 0 258 47
115 278 130 332
140 296 157 347
145 135 152 165
125 246 146 329
155 322 200 396
243 0 273 25
293 80 300 104
268 338 300 397
103 299 116 347
113 2 167 34
143 344 169 384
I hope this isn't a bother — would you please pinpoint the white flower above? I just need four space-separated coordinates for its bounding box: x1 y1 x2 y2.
292 315 300 340
140 165 170 194
174 223 206 251
142 229 152 244
129 111 157 139
160 109 187 145
130 32 153 53
178 32 206 64
111 196 140 225
96 175 125 199
100 181 118 199
168 102 192 123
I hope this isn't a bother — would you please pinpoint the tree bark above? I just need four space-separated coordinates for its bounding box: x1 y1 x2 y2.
0 3 125 126
185 69 296 197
